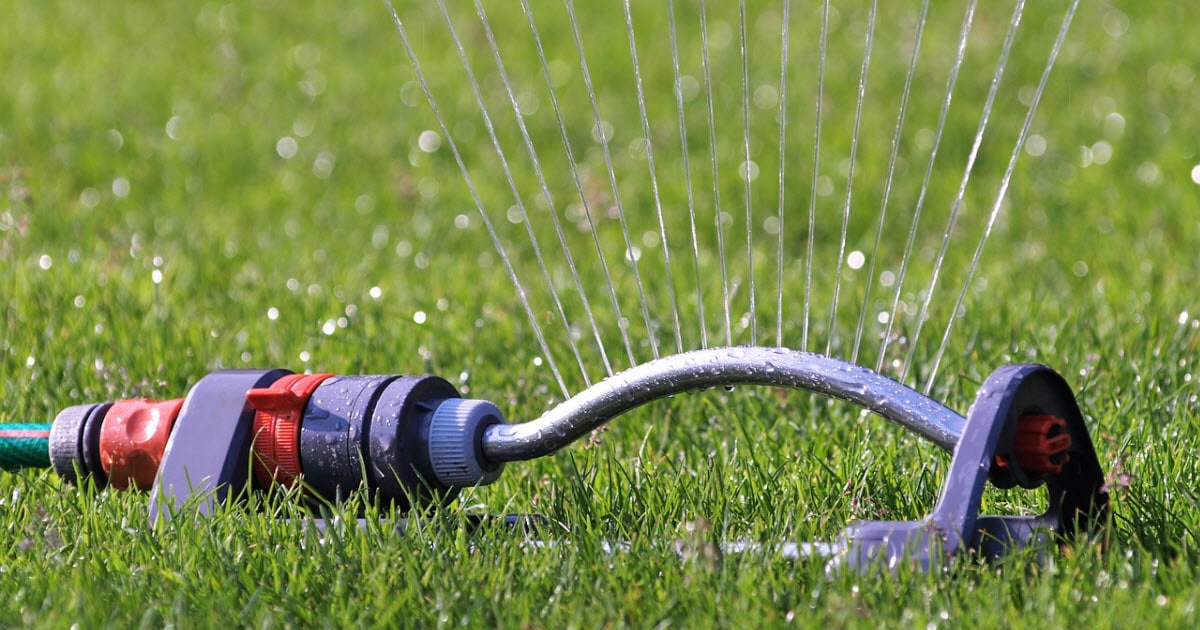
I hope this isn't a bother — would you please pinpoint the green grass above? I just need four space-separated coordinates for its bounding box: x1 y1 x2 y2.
3 0 1200 626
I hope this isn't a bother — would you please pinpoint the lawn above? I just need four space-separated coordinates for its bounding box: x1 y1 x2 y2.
2 0 1199 626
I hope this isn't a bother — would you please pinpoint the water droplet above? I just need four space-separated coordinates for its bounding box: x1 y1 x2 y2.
738 160 759 182
1025 134 1047 157
312 151 335 178
591 120 614 144
417 130 441 153
165 116 182 140
1104 112 1125 138
292 115 315 138
816 175 833 197
1137 162 1161 185
112 177 131 198
276 136 298 159
292 41 321 68
1102 9 1129 38
516 91 539 117
80 188 100 208
753 84 778 109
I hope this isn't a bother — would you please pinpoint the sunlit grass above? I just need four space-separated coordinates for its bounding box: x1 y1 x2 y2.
3 0 1200 626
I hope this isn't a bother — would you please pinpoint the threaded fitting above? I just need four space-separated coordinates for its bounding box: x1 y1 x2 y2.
49 403 111 486
427 398 505 488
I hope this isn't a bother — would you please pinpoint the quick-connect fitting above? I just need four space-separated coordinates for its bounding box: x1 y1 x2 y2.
39 369 510 512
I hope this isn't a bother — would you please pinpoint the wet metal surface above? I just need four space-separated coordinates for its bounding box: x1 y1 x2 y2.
482 346 965 463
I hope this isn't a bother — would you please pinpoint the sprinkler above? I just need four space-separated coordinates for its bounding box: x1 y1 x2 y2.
1 347 1108 572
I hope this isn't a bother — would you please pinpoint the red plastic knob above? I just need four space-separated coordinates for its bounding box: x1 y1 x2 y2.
99 398 185 490
1012 414 1072 474
993 414 1072 476
246 373 333 488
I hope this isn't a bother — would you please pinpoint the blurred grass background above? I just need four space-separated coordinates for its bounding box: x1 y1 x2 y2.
2 0 1199 626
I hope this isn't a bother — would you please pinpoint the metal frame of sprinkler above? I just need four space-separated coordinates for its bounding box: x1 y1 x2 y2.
0 346 1107 573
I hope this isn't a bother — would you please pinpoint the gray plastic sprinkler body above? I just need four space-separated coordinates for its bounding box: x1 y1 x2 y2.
1 346 1107 572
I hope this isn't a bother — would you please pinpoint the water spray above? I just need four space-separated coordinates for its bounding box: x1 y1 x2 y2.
0 347 1107 572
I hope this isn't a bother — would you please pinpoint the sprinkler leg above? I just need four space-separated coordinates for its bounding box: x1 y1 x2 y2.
831 363 1108 573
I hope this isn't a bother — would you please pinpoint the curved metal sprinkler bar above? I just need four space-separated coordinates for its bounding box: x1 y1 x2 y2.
481 346 965 463
477 353 1107 572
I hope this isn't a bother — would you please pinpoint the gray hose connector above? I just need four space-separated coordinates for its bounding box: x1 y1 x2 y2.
49 403 110 486
427 398 506 488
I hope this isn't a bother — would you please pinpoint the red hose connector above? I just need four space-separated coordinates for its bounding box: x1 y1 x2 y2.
246 373 334 488
98 398 185 490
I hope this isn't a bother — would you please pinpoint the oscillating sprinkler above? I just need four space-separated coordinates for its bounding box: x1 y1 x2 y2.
0 347 1108 572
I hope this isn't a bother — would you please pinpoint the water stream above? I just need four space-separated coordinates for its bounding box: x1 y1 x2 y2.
383 0 1081 401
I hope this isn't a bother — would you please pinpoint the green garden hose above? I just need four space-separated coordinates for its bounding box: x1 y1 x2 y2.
0 424 52 470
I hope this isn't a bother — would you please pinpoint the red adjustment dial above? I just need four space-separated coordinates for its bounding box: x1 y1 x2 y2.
246 373 334 489
1012 414 1072 474
994 414 1072 475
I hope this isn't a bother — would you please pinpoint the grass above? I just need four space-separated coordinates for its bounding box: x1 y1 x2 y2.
3 0 1200 626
